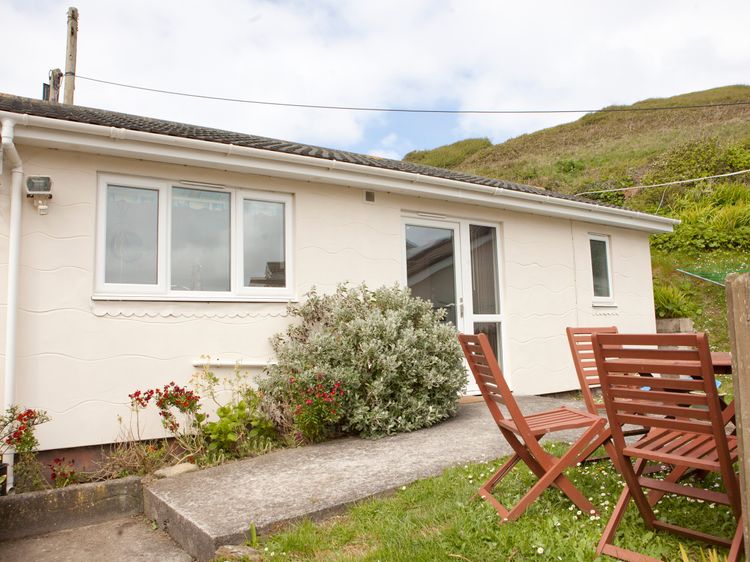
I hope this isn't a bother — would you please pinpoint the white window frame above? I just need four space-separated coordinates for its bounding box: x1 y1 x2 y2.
95 174 294 302
588 233 614 305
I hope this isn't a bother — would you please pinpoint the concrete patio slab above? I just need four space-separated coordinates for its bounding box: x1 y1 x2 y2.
145 396 585 560
1 516 192 562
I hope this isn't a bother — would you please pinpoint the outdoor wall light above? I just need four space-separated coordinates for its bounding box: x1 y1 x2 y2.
25 176 52 215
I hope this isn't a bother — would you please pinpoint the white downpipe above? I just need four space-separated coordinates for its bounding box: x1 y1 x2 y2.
1 118 23 489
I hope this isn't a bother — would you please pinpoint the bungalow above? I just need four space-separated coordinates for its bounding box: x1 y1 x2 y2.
0 93 676 453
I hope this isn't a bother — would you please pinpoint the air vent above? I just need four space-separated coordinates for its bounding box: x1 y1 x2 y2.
364 190 376 203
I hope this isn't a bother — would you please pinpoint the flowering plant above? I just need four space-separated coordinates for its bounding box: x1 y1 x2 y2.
1 406 50 455
49 457 79 488
288 373 345 443
129 382 203 434
128 382 205 462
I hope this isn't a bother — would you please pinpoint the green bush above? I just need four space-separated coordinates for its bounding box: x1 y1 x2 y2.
192 365 277 461
261 284 466 438
653 282 696 318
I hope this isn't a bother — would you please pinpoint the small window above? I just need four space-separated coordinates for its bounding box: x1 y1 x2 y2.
96 175 293 300
589 234 612 301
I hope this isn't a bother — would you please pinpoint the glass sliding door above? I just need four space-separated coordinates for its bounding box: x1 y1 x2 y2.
468 224 502 362
405 222 461 327
404 218 503 395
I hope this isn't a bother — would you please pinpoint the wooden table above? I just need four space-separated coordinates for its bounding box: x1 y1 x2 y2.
712 351 733 375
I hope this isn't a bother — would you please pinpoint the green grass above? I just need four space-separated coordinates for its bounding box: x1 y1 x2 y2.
404 138 492 169
251 443 736 561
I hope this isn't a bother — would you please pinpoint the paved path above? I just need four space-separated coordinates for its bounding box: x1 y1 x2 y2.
1 516 192 562
2 396 585 561
146 396 583 560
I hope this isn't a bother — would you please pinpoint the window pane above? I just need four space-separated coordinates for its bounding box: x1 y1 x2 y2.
590 238 611 298
171 187 230 291
470 225 499 314
244 199 285 288
474 322 502 364
405 224 457 325
105 185 158 285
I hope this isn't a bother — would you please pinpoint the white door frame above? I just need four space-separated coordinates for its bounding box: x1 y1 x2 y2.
402 215 505 395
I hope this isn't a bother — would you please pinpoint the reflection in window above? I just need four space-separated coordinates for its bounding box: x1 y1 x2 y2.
244 199 285 287
105 185 158 285
470 225 499 315
474 322 502 364
590 236 611 298
171 187 230 291
405 224 457 325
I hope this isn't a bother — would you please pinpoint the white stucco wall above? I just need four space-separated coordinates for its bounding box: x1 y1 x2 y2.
0 146 656 450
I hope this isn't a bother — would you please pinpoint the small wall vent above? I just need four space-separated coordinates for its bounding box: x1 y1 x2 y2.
364 190 376 203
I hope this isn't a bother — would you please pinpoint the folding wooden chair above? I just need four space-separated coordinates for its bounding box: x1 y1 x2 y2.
566 327 648 466
592 332 744 562
458 333 608 522
567 326 619 416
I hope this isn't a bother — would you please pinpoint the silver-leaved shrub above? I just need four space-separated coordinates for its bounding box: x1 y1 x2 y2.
262 284 466 438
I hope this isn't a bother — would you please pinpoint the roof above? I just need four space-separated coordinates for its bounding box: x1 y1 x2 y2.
0 93 619 211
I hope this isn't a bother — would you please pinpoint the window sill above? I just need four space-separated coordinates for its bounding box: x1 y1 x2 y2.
92 294 297 304
591 301 617 309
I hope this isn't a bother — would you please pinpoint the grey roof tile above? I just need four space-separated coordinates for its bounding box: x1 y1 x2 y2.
0 93 616 209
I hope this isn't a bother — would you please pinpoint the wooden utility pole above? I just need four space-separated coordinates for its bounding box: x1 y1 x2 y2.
726 272 750 560
63 7 79 105
48 68 63 103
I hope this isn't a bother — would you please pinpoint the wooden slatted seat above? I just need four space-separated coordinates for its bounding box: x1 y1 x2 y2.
592 332 744 562
459 333 608 523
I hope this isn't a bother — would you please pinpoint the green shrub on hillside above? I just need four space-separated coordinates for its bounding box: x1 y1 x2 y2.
651 185 750 252
261 284 466 438
653 282 696 318
638 138 750 210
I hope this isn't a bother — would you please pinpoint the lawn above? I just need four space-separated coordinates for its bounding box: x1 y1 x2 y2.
248 443 736 561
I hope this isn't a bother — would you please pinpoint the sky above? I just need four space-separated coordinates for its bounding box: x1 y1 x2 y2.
2 1 750 160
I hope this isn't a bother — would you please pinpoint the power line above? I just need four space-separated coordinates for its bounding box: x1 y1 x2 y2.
76 75 750 115
577 169 750 196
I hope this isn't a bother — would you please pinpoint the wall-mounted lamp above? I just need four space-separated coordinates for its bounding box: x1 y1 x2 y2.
26 176 52 215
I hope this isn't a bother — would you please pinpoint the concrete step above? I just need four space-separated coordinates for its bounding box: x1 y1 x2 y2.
145 398 584 561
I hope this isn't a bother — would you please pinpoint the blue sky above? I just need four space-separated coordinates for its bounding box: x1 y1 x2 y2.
2 0 750 160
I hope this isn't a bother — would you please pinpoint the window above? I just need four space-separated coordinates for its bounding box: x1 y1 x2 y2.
589 234 613 302
96 175 293 300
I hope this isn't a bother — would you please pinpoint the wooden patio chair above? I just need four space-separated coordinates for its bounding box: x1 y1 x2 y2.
566 326 619 417
458 333 608 522
566 327 648 466
592 332 744 562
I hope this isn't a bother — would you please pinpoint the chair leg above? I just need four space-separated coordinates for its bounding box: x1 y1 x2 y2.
506 423 606 520
475 453 522 515
727 516 744 562
597 459 660 561
573 427 610 465
477 424 604 522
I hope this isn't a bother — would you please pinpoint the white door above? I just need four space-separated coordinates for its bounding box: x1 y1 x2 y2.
404 219 503 395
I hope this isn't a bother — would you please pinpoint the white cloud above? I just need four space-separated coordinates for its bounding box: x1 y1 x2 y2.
2 0 749 157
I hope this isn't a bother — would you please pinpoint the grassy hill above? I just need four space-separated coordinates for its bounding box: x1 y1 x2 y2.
405 86 750 350
405 85 750 196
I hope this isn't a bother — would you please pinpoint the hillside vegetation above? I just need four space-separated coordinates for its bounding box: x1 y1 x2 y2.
405 85 750 350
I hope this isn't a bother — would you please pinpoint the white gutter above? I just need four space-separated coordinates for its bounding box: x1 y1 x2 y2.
0 110 678 233
1 117 24 490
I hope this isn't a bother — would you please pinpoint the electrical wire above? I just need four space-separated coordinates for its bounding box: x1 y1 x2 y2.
577 169 750 196
75 75 750 115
